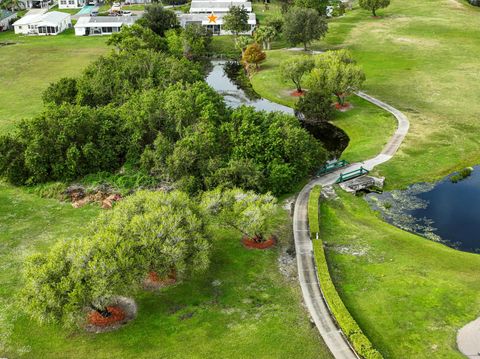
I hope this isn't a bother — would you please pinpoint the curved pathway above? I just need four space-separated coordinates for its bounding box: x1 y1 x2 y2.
293 91 409 358
457 318 480 358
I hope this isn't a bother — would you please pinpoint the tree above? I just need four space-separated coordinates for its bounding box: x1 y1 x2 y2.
358 0 390 17
42 77 78 106
295 90 335 124
279 55 314 93
166 24 212 60
22 190 210 327
253 25 277 50
201 188 277 242
222 5 250 38
0 0 24 11
283 7 328 50
235 35 252 55
107 24 167 52
242 43 266 71
294 0 329 15
141 3 179 36
306 49 365 106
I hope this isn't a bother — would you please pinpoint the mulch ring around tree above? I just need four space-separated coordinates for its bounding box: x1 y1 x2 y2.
143 270 177 291
290 90 306 97
335 102 353 112
84 296 137 333
242 235 277 250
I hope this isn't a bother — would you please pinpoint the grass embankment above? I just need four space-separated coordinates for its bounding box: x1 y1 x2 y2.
308 187 382 359
320 191 480 358
0 30 107 132
317 0 480 187
250 50 396 163
1 192 332 358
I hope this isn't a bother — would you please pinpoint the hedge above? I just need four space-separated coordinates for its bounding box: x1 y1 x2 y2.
308 185 383 359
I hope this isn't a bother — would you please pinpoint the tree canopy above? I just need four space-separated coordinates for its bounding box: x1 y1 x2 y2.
223 5 250 37
280 55 315 93
358 0 390 16
283 7 328 50
141 3 179 36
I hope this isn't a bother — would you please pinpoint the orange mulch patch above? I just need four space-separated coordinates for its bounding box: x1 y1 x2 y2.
290 90 306 97
242 235 277 249
88 306 126 327
148 270 177 286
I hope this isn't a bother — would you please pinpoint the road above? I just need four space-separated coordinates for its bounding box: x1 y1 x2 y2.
292 91 410 358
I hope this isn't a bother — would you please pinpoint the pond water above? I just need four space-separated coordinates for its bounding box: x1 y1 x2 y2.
205 60 349 155
367 166 480 253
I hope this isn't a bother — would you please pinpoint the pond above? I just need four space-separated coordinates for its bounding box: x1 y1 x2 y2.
205 60 349 155
367 166 480 253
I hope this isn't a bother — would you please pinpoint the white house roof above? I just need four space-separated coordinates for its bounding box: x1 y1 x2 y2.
179 12 256 26
13 11 69 26
74 15 137 28
189 1 252 13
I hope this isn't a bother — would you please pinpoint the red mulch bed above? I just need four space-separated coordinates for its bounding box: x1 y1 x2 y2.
335 102 351 110
290 90 306 97
88 306 126 327
242 235 277 249
145 271 177 289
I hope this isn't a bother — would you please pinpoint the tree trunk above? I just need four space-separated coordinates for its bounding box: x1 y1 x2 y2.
91 305 112 318
304 42 308 51
372 8 377 17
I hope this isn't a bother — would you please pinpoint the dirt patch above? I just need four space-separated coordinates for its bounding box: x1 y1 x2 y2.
242 235 277 249
84 297 137 333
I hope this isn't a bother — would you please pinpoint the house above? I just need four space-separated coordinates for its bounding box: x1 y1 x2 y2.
74 15 136 36
58 0 98 10
21 0 54 9
13 11 71 35
178 0 256 35
0 10 17 31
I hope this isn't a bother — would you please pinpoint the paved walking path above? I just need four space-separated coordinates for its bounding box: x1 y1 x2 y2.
458 317 480 358
292 91 409 358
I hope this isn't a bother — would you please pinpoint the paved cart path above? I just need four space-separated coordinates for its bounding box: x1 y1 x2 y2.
292 91 409 358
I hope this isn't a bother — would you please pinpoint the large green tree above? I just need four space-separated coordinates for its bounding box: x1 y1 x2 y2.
253 25 278 50
280 55 315 93
294 0 329 16
201 188 277 241
223 5 250 38
283 7 328 50
107 23 167 52
358 0 390 16
141 3 179 36
306 49 366 106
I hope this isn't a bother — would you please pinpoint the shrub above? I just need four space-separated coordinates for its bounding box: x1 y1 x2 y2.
309 187 383 359
450 167 473 183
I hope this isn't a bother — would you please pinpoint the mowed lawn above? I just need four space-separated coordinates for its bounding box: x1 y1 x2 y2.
320 191 480 358
250 50 397 163
0 30 108 132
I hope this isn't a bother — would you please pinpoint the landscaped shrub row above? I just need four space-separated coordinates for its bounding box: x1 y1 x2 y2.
308 185 383 359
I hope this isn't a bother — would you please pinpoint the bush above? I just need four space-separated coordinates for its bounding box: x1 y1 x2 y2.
450 167 473 183
309 187 383 359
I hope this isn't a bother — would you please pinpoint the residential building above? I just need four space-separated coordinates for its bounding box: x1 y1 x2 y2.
0 9 17 31
178 0 256 35
74 15 136 36
21 0 54 9
13 11 71 35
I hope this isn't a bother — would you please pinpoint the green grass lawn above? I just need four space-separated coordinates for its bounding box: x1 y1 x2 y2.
250 49 397 163
0 31 107 132
0 189 331 358
320 190 480 358
314 0 480 187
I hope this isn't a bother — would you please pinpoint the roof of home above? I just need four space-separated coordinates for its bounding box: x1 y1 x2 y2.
179 11 256 25
0 9 16 21
189 1 252 13
13 11 70 26
74 15 137 28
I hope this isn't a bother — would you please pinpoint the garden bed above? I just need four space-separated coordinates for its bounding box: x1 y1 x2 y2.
242 235 277 249
85 296 137 333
